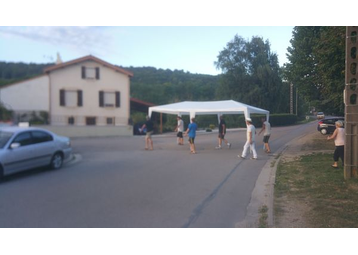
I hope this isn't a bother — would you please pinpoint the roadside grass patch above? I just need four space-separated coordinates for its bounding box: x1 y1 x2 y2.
258 205 269 228
301 133 335 151
275 153 358 227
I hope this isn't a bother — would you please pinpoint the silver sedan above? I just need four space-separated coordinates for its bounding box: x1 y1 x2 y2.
0 127 72 179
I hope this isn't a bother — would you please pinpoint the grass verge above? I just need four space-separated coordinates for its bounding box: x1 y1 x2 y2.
258 205 269 228
274 133 358 227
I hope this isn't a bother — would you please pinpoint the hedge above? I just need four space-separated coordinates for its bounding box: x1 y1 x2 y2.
151 113 298 133
193 113 297 129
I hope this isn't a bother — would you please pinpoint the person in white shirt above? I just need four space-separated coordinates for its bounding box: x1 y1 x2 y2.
327 120 345 168
239 118 257 159
175 116 184 145
258 117 271 153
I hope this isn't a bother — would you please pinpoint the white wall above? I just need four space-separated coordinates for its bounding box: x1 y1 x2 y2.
49 60 130 126
0 75 49 111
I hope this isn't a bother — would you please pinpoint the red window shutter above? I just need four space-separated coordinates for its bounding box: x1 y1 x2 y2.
77 90 83 106
99 91 104 107
60 89 65 106
115 91 120 107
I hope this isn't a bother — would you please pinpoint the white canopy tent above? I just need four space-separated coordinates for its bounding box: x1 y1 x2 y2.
148 100 269 123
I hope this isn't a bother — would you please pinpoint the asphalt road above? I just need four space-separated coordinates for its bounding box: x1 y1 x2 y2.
0 121 317 227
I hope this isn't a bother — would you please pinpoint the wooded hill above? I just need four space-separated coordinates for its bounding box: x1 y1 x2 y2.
0 62 219 106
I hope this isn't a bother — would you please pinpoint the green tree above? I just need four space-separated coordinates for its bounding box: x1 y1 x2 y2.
215 35 288 113
127 67 220 105
284 26 345 115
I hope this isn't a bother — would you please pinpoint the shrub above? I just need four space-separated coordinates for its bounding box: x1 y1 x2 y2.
0 102 13 121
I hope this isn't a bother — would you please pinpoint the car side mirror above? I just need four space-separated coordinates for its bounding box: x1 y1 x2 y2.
10 143 21 149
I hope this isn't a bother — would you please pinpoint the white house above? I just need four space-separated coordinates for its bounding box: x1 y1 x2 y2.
0 55 134 136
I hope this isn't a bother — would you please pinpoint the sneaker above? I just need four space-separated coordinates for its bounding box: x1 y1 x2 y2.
238 155 245 159
251 157 257 160
215 146 222 150
227 143 231 149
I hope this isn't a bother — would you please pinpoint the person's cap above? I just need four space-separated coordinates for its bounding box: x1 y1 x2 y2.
246 118 252 122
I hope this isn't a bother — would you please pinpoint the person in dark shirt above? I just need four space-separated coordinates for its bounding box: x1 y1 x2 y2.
141 116 154 150
215 115 231 149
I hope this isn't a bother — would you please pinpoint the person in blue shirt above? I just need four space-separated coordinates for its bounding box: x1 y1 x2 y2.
185 117 198 154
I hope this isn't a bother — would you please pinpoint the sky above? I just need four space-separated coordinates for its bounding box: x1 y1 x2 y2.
0 26 294 75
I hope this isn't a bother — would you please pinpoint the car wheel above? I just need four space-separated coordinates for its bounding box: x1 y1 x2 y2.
50 152 63 170
320 129 328 135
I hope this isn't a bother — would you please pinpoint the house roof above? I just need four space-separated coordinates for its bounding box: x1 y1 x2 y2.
130 97 155 107
43 55 133 77
130 98 156 113
0 74 48 89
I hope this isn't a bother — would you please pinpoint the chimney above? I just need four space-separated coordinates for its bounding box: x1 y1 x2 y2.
56 53 63 65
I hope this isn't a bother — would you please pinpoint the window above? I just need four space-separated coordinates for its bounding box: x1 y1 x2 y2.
68 117 75 125
60 90 83 107
31 131 53 144
99 91 120 108
86 117 96 126
66 91 77 107
107 117 115 125
13 132 33 147
86 68 96 79
82 66 100 79
104 92 115 107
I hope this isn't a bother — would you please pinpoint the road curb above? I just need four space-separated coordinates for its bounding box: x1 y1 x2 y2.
236 132 309 228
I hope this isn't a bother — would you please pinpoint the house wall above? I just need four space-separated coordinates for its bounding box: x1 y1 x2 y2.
0 75 49 112
49 60 130 126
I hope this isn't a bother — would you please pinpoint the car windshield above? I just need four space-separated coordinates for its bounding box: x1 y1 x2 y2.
0 131 13 149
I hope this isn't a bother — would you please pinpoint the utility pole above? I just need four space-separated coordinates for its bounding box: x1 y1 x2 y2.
296 88 298 116
290 83 294 114
344 27 358 179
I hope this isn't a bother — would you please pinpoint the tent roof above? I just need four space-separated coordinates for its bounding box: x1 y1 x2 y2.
148 100 269 119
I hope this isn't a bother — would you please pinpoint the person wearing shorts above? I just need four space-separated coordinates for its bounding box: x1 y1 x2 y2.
185 118 197 154
215 115 231 149
175 116 184 145
141 116 154 150
258 117 271 153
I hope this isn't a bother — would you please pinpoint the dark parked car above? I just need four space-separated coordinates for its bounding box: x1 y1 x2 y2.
317 117 345 135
